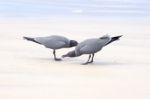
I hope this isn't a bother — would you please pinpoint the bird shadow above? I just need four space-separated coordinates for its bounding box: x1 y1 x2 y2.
89 61 125 66
26 56 127 66
35 57 63 62
62 58 126 66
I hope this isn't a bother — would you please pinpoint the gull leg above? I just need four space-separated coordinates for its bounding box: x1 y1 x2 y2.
82 54 91 65
53 50 62 61
89 53 94 63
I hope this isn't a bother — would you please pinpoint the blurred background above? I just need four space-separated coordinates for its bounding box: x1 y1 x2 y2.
0 0 150 99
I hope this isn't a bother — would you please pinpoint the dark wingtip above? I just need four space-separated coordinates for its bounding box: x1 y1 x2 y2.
23 36 41 44
23 36 27 40
116 35 123 38
118 35 123 40
23 36 30 40
113 35 123 40
118 35 123 38
105 35 123 46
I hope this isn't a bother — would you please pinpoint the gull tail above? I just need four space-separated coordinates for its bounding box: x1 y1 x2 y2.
23 36 41 44
105 35 122 46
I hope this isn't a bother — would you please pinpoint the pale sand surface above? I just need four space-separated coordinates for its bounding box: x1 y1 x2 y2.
0 19 150 99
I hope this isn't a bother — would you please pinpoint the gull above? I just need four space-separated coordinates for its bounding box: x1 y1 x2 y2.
62 35 122 65
23 35 78 61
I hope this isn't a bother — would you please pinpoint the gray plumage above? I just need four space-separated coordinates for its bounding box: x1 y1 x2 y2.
62 35 122 65
23 35 78 61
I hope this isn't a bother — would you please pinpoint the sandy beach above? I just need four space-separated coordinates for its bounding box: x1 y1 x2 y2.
0 18 150 99
0 0 150 98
